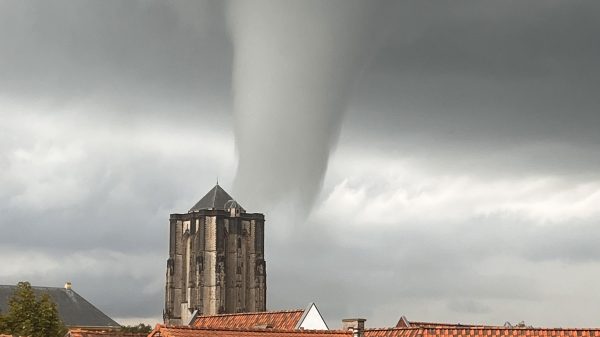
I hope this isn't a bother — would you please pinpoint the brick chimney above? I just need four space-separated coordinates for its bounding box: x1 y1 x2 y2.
342 319 366 337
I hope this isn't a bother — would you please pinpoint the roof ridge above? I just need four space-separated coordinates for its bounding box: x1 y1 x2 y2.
365 328 422 331
212 185 218 207
55 287 120 327
410 321 493 324
189 184 243 212
194 309 305 318
1 284 65 290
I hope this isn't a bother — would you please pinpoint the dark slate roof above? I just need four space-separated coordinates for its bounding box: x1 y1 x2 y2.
0 285 120 329
189 184 244 212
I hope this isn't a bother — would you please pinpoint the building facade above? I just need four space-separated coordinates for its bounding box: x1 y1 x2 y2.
164 184 267 325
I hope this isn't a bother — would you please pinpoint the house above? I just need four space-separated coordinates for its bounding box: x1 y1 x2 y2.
0 283 120 331
190 303 328 330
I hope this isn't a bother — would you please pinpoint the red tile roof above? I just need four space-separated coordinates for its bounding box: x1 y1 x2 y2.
67 329 148 337
420 328 600 337
151 325 600 337
150 325 351 337
365 328 423 337
365 328 600 337
191 310 305 330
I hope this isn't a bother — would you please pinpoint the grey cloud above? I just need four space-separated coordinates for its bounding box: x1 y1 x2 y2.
447 300 491 315
0 248 164 319
344 1 600 165
0 0 231 110
0 142 228 252
265 213 600 327
381 1 600 79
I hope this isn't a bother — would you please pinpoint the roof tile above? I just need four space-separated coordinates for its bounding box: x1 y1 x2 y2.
151 325 350 337
189 185 243 212
192 310 305 330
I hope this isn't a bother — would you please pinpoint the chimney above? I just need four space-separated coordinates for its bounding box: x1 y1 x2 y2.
64 282 72 290
342 319 366 337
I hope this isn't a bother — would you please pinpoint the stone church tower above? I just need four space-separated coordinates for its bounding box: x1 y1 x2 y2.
164 184 266 325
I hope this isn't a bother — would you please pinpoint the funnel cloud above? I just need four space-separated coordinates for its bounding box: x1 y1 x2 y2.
229 0 387 216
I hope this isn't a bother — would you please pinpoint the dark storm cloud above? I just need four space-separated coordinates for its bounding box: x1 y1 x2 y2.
0 0 235 263
347 1 600 159
382 2 600 79
0 0 231 111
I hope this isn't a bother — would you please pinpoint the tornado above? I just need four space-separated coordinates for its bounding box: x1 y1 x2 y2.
228 0 386 217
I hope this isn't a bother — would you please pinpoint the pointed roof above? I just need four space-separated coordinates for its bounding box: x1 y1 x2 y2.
296 303 329 330
189 304 328 331
0 284 120 329
189 184 244 212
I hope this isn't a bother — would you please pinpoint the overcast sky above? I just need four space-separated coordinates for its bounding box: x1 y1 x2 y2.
1 0 600 329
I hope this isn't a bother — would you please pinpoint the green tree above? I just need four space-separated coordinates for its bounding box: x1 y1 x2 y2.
0 281 67 337
0 309 6 332
37 293 67 337
121 323 152 333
